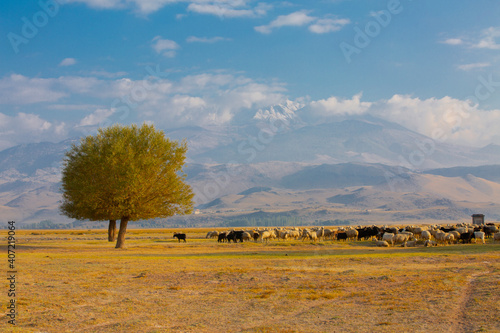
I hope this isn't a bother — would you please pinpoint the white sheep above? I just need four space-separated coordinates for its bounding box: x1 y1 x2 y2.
382 233 395 246
444 233 455 245
424 240 437 247
434 231 446 245
474 231 485 244
346 229 358 241
259 230 272 243
376 240 390 247
420 230 431 242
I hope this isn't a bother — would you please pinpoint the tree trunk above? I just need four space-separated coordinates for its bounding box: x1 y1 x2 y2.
115 217 129 249
108 219 116 242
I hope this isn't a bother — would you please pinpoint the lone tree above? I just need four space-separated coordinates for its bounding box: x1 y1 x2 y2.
60 124 194 248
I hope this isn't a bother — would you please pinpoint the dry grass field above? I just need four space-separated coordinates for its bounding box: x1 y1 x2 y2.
1 228 500 333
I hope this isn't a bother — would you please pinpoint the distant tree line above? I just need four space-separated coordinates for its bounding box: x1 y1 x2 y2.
19 220 70 229
223 216 304 227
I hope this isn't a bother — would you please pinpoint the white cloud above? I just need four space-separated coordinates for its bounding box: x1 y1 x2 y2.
59 58 77 66
187 1 271 18
304 93 500 147
79 108 116 126
440 38 463 45
186 36 231 43
151 36 180 57
255 10 315 34
372 95 500 147
473 27 500 50
0 74 66 104
255 11 349 34
139 73 286 127
308 18 350 34
61 0 272 16
441 27 500 50
309 93 371 117
457 62 491 71
0 113 68 151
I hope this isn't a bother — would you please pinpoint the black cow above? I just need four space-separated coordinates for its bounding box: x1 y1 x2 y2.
217 232 227 243
227 230 244 243
337 232 347 241
357 226 380 240
173 233 186 242
459 232 474 244
252 232 260 242
483 225 498 238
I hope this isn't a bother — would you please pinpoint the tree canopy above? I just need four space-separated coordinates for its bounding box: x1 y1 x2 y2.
60 124 194 248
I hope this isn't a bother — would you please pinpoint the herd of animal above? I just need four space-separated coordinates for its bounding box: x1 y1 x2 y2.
195 223 500 247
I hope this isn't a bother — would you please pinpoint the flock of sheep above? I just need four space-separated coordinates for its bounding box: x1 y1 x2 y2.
203 223 500 247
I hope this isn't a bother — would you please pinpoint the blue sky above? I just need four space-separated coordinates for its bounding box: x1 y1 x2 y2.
1 0 500 150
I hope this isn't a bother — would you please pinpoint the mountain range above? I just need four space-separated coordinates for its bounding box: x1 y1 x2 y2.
1 102 499 226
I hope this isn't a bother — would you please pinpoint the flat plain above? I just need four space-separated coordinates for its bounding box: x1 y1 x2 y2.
1 228 499 333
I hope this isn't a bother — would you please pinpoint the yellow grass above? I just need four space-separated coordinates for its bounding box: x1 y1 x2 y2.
1 229 499 332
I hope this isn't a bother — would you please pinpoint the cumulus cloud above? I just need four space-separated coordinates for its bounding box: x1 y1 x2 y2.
371 95 500 147
0 74 66 104
0 113 68 151
151 36 180 58
255 10 315 34
473 26 500 50
255 11 349 34
186 36 231 43
441 27 500 50
304 93 500 147
308 18 350 34
187 1 271 18
3 70 500 149
138 73 286 127
457 62 491 71
440 38 463 45
61 0 272 16
59 58 77 66
308 93 372 117
79 108 116 126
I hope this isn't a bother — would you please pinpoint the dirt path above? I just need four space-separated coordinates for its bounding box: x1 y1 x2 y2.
455 269 493 333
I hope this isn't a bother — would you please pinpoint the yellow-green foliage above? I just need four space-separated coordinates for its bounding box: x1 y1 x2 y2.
60 123 194 222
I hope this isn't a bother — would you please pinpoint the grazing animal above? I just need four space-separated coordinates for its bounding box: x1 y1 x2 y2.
259 230 272 243
444 233 455 245
217 232 227 243
336 232 347 241
346 229 358 241
382 233 395 246
424 240 437 247
242 232 252 242
420 230 432 242
483 225 498 238
323 228 335 240
449 231 460 244
206 231 219 239
493 233 500 242
376 240 390 247
173 233 186 243
459 232 474 244
393 233 412 246
434 231 447 245
474 231 485 244
227 230 244 243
